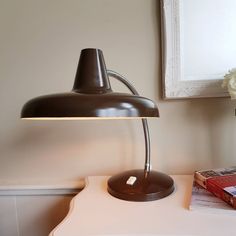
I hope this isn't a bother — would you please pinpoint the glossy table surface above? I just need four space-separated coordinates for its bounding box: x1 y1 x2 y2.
49 175 236 236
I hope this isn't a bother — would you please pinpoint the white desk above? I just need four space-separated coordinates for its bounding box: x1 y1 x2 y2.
49 175 236 236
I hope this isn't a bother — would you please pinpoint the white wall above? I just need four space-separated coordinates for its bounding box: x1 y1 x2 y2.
1 0 236 185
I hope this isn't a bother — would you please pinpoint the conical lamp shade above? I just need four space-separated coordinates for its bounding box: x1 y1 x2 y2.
21 48 159 119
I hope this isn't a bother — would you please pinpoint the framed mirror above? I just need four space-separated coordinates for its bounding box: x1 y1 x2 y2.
161 0 236 99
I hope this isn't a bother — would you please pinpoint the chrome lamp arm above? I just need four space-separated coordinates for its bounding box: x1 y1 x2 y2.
107 70 151 172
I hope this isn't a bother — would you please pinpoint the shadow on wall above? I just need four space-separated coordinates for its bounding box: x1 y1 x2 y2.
14 195 73 236
152 96 236 175
185 98 236 168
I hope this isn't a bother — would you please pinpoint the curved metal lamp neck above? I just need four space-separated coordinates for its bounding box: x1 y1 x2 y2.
107 70 151 172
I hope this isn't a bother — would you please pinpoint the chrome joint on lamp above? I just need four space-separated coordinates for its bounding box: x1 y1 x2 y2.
21 48 174 201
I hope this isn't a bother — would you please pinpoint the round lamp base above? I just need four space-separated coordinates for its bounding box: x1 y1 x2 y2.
107 169 174 201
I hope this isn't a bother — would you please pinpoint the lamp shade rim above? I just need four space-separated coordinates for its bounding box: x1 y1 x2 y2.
21 91 159 119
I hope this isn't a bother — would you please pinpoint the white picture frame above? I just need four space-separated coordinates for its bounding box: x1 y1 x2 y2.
161 0 231 99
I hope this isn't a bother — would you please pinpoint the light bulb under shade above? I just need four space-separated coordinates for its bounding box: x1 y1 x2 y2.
107 169 174 201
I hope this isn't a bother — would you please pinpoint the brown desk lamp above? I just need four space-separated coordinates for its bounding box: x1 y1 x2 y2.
21 48 174 201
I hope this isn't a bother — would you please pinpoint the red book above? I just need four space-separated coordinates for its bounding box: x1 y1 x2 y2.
194 167 236 209
206 175 236 209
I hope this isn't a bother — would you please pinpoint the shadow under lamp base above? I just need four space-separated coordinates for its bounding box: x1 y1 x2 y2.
107 169 174 201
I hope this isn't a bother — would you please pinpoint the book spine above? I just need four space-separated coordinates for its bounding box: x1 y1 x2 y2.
206 180 236 209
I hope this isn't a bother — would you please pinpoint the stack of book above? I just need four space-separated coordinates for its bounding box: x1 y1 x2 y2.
190 166 236 213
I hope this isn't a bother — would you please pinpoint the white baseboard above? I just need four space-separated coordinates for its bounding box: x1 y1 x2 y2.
0 179 85 196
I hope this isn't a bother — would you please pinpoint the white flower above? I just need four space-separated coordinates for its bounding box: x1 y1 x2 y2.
222 68 236 99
